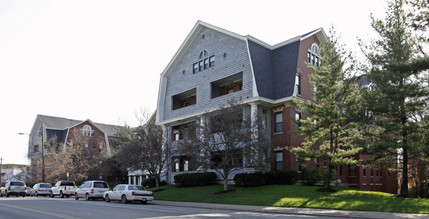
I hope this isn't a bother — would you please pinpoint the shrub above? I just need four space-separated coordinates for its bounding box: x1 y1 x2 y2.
235 170 298 187
142 176 167 188
174 172 218 187
246 172 266 187
302 167 321 186
265 170 298 185
233 173 247 187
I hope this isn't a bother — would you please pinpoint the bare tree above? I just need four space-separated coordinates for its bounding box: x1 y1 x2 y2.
42 130 107 183
115 111 168 190
178 99 271 192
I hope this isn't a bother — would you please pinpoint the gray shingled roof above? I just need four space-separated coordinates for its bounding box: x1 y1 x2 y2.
247 38 300 100
38 114 122 137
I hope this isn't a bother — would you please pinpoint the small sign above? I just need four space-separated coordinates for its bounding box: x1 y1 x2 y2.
44 166 52 169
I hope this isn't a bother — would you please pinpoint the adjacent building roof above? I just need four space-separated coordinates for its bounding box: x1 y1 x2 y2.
36 114 122 137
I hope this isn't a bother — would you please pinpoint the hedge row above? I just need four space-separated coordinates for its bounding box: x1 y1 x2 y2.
142 176 167 188
174 172 218 187
234 170 298 187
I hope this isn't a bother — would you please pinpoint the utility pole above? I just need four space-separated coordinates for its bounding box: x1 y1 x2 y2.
42 124 45 182
0 157 3 186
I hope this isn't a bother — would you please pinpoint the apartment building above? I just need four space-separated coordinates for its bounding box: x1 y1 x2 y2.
155 21 398 193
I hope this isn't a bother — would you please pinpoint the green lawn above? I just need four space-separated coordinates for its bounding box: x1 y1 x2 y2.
150 185 429 214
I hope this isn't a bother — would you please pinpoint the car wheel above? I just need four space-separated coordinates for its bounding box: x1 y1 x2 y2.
105 194 110 202
60 191 64 198
5 191 9 197
35 192 38 197
121 195 127 204
0 192 3 197
22 193 25 197
75 193 79 200
141 200 147 204
50 192 54 198
85 193 90 201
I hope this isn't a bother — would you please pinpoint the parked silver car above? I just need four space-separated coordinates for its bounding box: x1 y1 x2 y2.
103 184 153 204
0 181 26 197
75 180 109 200
32 183 52 197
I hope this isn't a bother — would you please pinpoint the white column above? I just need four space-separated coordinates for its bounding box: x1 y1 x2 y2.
128 176 131 184
250 102 259 140
139 176 143 186
249 102 259 168
133 176 136 185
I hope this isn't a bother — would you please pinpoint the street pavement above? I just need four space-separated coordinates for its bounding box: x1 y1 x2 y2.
153 200 428 219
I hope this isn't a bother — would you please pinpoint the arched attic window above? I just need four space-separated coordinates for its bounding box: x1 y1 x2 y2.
308 43 321 66
193 50 215 74
81 125 94 136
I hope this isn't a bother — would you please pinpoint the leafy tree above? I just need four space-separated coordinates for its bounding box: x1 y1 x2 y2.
360 0 429 197
115 111 167 190
178 99 271 192
289 29 363 192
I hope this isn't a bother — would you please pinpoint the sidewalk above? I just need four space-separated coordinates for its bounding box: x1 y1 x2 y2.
152 200 428 219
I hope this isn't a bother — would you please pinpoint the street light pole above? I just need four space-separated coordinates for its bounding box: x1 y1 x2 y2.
41 124 45 182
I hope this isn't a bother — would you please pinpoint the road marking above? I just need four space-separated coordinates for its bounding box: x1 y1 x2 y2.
0 203 82 219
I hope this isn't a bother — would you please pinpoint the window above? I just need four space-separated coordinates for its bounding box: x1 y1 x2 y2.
34 145 39 153
81 125 94 136
209 56 215 67
363 167 366 177
295 111 301 130
349 164 356 176
296 155 302 172
308 43 321 66
262 110 268 129
85 142 89 150
295 74 301 95
314 158 319 168
193 51 214 74
275 151 283 171
274 112 283 133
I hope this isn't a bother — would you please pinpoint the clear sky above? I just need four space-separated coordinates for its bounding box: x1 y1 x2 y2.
0 0 387 165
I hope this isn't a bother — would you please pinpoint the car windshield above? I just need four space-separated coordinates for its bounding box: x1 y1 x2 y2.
128 185 146 191
94 182 108 188
40 184 52 188
10 182 24 186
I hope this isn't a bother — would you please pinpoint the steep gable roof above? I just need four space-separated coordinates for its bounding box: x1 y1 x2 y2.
160 20 247 78
36 115 122 137
248 28 327 100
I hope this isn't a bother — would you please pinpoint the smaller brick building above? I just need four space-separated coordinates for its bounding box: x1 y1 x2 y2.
27 115 122 183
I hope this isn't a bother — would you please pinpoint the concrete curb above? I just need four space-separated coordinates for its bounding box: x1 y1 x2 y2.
152 200 428 219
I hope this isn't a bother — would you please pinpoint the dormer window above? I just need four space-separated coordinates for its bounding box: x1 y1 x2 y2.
193 50 214 74
308 43 321 67
81 125 94 136
295 73 301 96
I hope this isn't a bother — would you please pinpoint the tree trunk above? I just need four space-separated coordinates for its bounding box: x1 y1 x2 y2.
400 147 409 197
325 127 334 190
223 177 228 191
155 176 160 190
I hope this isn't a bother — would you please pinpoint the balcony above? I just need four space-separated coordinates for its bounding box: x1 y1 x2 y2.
172 88 197 110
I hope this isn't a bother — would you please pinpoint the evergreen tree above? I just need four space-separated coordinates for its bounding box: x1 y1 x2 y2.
361 0 429 197
290 29 363 192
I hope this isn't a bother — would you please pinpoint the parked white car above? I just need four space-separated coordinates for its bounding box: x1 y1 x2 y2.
0 181 26 197
32 183 52 197
75 180 109 200
51 181 77 198
103 184 153 204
